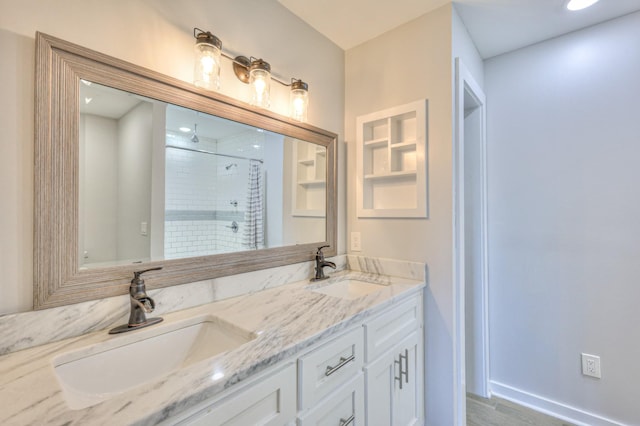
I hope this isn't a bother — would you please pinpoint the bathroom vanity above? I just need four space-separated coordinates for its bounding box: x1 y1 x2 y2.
0 267 424 425
7 31 428 426
167 280 422 426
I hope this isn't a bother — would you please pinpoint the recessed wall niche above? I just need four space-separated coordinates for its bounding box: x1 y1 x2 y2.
292 140 326 217
356 100 428 218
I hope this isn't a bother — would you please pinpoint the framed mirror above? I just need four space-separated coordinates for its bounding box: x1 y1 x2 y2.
34 32 337 309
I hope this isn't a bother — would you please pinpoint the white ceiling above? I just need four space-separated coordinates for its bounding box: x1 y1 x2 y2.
80 82 258 140
278 0 640 58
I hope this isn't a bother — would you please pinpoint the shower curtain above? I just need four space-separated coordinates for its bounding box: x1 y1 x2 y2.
243 160 265 250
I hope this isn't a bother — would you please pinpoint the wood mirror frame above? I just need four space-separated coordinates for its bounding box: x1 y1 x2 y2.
34 32 337 310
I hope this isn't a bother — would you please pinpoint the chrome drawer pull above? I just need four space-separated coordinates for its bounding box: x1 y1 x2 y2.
325 354 355 376
339 414 355 426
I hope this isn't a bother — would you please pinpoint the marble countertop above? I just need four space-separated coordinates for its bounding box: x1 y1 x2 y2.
0 270 424 426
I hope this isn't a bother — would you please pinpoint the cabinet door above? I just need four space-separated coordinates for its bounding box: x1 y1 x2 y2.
177 363 296 426
364 347 395 426
364 295 421 363
393 331 422 426
364 331 422 426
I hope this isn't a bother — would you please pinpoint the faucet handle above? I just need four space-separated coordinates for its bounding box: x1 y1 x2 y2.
133 267 163 280
316 245 330 256
131 267 163 287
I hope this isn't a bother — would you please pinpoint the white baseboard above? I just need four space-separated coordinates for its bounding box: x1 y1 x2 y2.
490 381 625 426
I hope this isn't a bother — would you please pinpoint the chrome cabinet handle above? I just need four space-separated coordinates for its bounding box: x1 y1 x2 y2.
403 348 409 384
339 414 355 426
325 354 355 376
395 349 409 389
394 357 402 390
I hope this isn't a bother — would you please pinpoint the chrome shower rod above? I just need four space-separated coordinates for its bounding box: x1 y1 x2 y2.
165 144 263 163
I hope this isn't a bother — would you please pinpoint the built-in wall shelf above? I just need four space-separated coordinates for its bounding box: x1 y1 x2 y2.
292 140 326 217
297 179 326 186
364 170 417 180
356 100 428 218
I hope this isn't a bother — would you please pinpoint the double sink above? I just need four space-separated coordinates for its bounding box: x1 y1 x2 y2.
51 276 387 410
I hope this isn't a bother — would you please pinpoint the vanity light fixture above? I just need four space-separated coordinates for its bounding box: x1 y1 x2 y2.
566 0 599 11
193 28 222 91
192 28 311 121
290 79 309 122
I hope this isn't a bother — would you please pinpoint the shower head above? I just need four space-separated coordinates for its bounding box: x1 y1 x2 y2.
225 163 238 170
191 123 199 143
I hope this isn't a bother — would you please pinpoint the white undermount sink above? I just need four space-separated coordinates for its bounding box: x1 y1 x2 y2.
52 315 256 410
310 278 387 300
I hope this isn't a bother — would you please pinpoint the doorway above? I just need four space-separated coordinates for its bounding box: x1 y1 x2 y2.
454 58 489 425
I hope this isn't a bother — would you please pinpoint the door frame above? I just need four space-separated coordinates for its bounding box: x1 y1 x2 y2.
453 57 490 425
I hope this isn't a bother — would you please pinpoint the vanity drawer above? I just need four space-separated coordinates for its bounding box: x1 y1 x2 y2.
298 327 364 411
298 373 365 426
173 363 296 426
364 295 421 362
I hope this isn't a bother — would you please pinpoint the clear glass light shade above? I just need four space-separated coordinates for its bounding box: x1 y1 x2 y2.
250 68 271 108
194 43 221 91
290 87 309 122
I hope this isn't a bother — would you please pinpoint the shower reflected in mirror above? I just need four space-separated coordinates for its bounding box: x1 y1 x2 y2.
78 81 327 269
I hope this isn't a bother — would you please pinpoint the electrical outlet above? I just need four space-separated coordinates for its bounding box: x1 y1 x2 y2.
581 353 601 378
350 232 362 251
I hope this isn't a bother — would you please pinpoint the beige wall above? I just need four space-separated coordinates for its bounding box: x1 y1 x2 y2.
345 5 455 424
0 0 345 314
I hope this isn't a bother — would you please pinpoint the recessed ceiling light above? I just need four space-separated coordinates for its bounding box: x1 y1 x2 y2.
179 127 191 132
567 0 599 11
84 97 93 104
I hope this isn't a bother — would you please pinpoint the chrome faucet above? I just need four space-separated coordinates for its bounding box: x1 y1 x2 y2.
109 267 163 334
311 245 336 281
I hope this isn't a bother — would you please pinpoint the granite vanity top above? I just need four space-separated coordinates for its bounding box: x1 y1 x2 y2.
0 270 424 425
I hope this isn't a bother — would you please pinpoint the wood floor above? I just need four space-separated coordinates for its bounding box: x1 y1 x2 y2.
467 394 577 426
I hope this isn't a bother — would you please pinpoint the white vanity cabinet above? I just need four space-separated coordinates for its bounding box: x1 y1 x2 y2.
364 332 422 426
166 291 423 426
363 296 424 426
297 294 423 426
